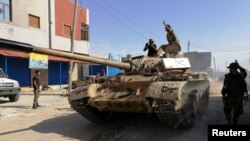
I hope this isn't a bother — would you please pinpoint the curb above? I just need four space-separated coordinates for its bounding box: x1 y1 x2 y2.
21 85 68 93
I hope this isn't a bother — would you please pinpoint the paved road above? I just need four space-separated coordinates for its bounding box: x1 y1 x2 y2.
0 81 250 141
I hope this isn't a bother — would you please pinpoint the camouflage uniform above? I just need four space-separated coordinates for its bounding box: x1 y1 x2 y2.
33 73 40 109
164 23 181 52
160 21 181 56
221 63 247 125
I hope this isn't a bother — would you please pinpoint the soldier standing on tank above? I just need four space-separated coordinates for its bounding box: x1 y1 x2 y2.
33 70 41 109
221 61 248 125
143 38 158 57
160 21 181 55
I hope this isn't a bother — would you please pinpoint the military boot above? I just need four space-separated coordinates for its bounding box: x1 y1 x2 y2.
226 114 232 125
232 121 238 125
36 103 40 107
32 104 37 109
232 118 238 125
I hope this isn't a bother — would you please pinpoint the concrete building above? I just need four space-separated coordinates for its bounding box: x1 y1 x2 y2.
183 52 212 72
0 0 89 86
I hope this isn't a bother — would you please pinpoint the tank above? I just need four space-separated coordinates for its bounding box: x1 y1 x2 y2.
69 55 210 128
0 39 210 128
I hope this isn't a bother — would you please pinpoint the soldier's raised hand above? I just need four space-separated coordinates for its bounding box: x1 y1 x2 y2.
235 60 241 69
163 21 167 26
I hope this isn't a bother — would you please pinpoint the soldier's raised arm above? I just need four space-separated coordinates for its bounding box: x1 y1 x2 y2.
143 43 149 51
163 21 167 26
239 66 247 78
235 60 247 78
163 21 173 32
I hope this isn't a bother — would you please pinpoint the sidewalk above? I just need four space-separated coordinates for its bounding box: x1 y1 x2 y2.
21 85 68 93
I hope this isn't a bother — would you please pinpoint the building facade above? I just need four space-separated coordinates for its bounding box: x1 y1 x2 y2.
0 0 90 86
183 52 212 72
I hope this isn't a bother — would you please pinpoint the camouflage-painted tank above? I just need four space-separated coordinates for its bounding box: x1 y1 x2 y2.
0 39 210 128
69 55 210 128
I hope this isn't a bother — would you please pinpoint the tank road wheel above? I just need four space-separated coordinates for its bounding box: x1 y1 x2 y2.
155 101 178 128
72 99 112 123
178 96 198 129
199 90 209 116
155 99 197 129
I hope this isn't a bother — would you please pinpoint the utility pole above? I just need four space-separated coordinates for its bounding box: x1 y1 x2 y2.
187 41 190 52
48 0 52 49
249 51 250 65
213 57 216 73
68 0 78 93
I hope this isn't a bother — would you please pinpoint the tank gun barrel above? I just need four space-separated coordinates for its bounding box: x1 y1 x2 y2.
33 47 131 70
0 38 131 70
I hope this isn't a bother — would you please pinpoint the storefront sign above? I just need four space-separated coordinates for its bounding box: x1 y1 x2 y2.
109 53 122 62
29 53 48 69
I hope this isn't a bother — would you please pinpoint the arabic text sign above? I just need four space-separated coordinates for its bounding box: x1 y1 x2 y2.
162 58 191 70
29 53 48 69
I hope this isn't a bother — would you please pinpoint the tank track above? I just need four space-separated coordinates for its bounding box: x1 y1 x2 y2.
155 101 194 129
71 99 112 123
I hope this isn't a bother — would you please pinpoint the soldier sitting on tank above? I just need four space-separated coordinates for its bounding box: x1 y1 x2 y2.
143 38 158 57
221 61 248 125
158 21 182 58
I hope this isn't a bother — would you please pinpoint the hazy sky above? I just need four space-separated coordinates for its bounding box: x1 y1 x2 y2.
82 0 250 71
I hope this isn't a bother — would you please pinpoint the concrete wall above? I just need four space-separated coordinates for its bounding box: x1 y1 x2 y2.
51 35 89 54
50 0 89 54
0 0 90 54
82 64 89 76
0 22 49 47
0 0 48 47
0 0 90 82
55 0 87 40
184 52 212 72
12 0 47 31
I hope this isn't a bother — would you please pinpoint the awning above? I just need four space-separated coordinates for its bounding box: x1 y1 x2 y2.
0 50 28 58
0 49 86 63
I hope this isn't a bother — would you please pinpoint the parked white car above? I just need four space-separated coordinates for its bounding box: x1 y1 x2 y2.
0 68 20 102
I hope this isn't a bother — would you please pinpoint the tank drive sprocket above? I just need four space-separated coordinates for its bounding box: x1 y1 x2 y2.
155 100 195 129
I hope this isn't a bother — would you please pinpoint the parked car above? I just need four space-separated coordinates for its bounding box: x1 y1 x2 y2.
0 68 20 102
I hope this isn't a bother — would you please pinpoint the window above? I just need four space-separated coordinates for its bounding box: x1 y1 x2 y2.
81 23 89 41
29 14 40 28
0 0 12 21
63 24 71 37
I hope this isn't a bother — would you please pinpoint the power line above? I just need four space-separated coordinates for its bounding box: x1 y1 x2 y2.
102 0 164 39
192 46 250 52
89 0 147 40
189 42 250 52
190 42 250 49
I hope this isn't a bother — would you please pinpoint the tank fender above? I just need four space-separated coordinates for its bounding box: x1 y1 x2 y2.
144 82 186 101
68 84 101 102
178 89 198 113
